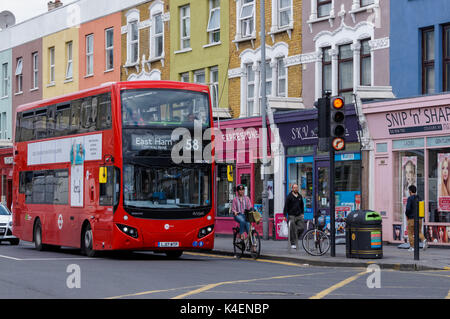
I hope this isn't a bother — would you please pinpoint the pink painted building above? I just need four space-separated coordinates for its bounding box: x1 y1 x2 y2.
363 93 450 246
214 117 275 236
78 12 122 90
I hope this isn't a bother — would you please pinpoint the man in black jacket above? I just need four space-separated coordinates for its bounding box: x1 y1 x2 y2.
405 185 427 251
284 184 305 249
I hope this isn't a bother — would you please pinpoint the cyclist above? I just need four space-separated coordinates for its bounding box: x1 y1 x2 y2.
284 183 305 249
231 184 252 242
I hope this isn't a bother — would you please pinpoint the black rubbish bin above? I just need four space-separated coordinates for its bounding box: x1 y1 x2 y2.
346 210 383 259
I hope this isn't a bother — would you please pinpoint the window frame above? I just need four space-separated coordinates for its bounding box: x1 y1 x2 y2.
322 46 332 96
278 0 292 29
246 63 255 116
151 13 164 58
86 34 94 76
180 5 191 50
360 0 375 7
105 27 114 71
443 24 450 92
49 47 55 84
360 38 372 86
31 52 38 90
1 63 7 98
66 41 73 80
317 0 332 18
128 20 139 64
338 43 354 101
207 0 221 44
210 66 219 108
15 57 23 94
239 0 255 38
422 27 435 95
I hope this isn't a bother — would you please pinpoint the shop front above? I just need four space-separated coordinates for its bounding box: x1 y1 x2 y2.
364 93 450 246
214 117 275 236
274 106 362 240
0 147 13 210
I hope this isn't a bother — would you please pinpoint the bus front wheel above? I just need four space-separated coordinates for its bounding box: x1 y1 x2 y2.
81 223 98 258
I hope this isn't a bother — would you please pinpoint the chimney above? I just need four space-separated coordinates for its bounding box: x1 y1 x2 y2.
48 0 63 11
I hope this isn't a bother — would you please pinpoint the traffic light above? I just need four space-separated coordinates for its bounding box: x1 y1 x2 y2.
330 96 345 151
314 96 330 138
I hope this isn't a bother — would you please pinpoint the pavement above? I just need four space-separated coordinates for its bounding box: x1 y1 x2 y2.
211 234 450 271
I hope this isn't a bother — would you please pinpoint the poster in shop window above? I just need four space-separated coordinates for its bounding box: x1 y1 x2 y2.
437 153 450 211
402 156 417 205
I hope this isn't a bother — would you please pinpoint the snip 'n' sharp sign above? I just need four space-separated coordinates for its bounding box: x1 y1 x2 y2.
385 105 450 135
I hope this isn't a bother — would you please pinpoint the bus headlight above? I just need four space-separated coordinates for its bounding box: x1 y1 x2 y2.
116 224 138 239
198 225 214 239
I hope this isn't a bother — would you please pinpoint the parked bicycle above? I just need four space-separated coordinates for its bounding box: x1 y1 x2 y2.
232 209 261 259
302 215 331 256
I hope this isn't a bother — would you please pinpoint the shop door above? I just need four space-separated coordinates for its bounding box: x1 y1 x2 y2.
237 167 252 202
286 156 314 220
315 160 330 218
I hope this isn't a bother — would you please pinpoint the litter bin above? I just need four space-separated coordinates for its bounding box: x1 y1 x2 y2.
346 210 383 259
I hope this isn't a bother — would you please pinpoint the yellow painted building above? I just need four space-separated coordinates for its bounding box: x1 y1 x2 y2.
42 28 79 99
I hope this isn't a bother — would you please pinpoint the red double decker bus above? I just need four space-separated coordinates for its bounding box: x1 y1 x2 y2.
13 81 215 258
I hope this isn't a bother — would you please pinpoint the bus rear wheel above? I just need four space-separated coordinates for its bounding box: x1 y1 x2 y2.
81 223 98 258
34 219 48 251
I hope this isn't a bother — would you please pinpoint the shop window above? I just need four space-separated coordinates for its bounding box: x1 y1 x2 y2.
335 160 361 192
428 149 450 223
254 162 274 218
216 163 236 217
393 150 425 224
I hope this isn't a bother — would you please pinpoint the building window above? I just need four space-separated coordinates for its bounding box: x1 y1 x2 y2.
317 0 332 18
180 72 190 82
278 0 292 28
239 0 255 38
260 61 272 101
180 5 191 49
105 28 114 71
128 20 139 64
194 69 205 84
210 67 219 108
338 44 353 103
322 47 332 96
246 64 255 116
443 24 450 92
15 58 23 94
277 58 287 97
86 34 94 76
360 0 374 7
1 112 5 140
207 0 220 44
422 27 435 95
2 63 7 97
32 52 38 89
360 39 371 86
66 41 73 80
152 13 164 58
49 47 55 84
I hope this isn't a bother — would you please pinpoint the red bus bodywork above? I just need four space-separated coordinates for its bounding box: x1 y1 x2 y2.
13 81 215 254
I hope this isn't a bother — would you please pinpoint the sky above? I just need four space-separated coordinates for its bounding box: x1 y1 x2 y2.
0 0 77 24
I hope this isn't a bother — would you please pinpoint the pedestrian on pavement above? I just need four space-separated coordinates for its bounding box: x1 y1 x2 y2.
231 184 252 241
284 184 305 249
405 185 427 251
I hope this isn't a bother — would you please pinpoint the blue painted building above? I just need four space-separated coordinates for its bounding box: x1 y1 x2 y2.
391 0 450 98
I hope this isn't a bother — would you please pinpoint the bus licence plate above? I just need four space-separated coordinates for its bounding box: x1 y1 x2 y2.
158 242 179 248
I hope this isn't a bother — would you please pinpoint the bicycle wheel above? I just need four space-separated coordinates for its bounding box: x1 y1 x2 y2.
233 228 245 258
249 229 261 259
302 229 330 256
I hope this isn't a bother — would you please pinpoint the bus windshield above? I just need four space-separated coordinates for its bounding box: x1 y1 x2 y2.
121 88 210 127
123 163 211 210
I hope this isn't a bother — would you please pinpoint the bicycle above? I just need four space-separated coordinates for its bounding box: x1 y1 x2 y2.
301 215 331 256
232 210 261 259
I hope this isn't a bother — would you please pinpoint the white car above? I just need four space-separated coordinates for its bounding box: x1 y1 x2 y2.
0 204 19 245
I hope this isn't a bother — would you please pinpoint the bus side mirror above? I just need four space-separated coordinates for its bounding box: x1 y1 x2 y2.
99 167 107 184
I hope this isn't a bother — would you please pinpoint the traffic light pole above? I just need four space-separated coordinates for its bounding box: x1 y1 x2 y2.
329 145 336 257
